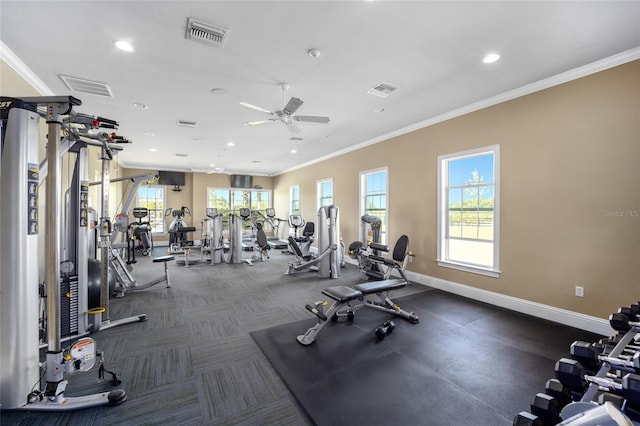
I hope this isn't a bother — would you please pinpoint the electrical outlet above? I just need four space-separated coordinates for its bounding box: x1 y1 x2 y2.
575 286 584 297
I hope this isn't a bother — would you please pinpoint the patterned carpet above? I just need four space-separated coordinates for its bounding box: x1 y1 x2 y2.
1 247 598 425
1 247 422 425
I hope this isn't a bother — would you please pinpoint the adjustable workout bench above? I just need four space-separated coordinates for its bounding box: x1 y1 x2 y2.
296 278 419 346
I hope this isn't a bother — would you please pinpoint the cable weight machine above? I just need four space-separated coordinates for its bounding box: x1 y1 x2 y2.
0 96 126 410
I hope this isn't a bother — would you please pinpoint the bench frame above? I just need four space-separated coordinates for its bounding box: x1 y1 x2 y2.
296 278 419 346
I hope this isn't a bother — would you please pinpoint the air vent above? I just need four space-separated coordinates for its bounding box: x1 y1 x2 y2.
175 153 188 157
177 120 197 128
367 82 399 98
185 17 228 47
60 75 113 97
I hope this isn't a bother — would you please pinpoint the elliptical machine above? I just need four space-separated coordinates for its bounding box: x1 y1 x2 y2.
131 207 153 256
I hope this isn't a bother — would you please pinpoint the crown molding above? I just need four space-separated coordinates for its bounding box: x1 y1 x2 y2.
1 41 54 96
279 46 640 176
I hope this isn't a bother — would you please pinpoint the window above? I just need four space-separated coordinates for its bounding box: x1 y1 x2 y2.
317 178 333 209
437 145 500 277
290 185 300 215
207 188 272 230
360 167 388 244
207 188 230 212
137 185 165 233
251 190 270 211
231 190 251 215
207 188 271 213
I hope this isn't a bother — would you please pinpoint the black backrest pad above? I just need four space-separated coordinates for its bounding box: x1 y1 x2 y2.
302 221 315 237
392 235 409 262
257 228 268 248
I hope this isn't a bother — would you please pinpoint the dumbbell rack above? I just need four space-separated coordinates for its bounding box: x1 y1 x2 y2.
514 303 640 425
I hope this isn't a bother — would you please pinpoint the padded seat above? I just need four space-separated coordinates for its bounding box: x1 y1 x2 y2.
353 278 406 294
169 227 196 233
322 286 362 303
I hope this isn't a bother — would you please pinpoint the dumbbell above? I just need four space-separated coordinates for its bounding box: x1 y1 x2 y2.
600 351 640 374
584 373 640 421
375 320 395 340
618 305 640 321
512 411 543 425
555 358 588 396
529 393 562 425
609 312 640 333
570 341 601 372
544 378 572 408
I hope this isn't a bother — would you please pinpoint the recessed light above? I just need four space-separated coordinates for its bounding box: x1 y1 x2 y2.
374 108 385 113
134 103 148 109
291 149 297 154
482 53 501 64
210 88 227 95
307 49 321 58
149 148 157 152
209 163 215 167
227 141 235 147
114 40 135 53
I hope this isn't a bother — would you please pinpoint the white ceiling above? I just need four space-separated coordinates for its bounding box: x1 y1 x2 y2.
2 1 639 176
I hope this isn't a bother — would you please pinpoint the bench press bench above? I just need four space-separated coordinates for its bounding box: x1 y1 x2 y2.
296 278 420 346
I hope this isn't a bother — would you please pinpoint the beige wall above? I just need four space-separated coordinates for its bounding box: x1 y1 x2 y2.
274 60 640 319
118 170 274 242
4 56 638 319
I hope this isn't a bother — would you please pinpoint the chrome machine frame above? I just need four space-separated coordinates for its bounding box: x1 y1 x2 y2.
1 96 126 410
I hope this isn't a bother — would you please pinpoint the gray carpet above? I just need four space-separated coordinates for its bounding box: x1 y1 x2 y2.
2 248 354 425
1 247 599 425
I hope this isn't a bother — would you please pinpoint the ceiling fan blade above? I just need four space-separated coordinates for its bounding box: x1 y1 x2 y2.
283 97 303 115
294 115 330 124
239 102 274 115
244 119 276 126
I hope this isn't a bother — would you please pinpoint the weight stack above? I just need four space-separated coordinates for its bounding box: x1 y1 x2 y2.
60 275 79 338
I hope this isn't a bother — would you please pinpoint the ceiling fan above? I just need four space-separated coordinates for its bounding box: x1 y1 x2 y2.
240 83 330 134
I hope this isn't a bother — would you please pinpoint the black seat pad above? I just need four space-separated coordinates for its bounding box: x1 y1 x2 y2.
322 286 362 303
170 226 196 233
353 279 406 294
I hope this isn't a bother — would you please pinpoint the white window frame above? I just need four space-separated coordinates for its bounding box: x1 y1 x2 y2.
136 185 166 234
359 166 388 245
206 187 272 213
437 144 500 277
289 185 300 215
317 178 333 210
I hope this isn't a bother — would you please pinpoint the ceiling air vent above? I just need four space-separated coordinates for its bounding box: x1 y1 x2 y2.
367 82 399 98
185 17 228 47
60 75 113 97
177 120 197 128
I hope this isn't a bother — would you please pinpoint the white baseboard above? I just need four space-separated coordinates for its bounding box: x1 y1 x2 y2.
295 244 611 335
405 271 612 336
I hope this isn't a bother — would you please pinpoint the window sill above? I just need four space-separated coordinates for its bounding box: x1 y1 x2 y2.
436 260 501 278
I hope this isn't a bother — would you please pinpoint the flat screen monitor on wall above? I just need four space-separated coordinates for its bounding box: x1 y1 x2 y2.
157 171 186 186
231 175 253 188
